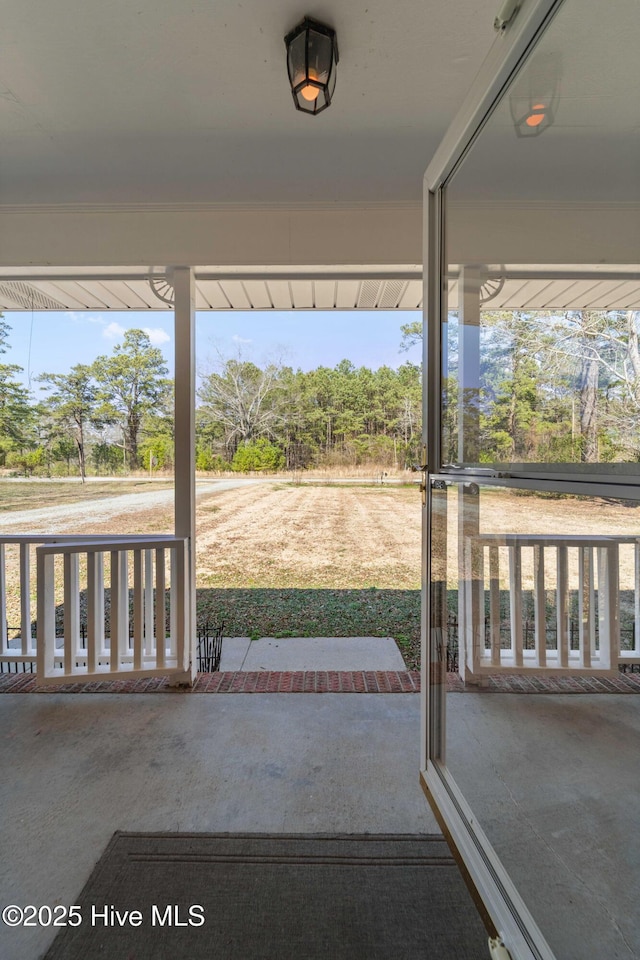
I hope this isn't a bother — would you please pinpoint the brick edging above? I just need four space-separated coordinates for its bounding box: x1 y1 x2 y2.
1 669 639 695
0 670 420 695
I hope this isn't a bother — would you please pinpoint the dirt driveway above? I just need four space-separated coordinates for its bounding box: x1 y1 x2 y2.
0 478 263 534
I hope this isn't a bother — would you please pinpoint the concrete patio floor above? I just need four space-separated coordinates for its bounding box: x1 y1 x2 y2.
0 690 638 960
446 693 640 960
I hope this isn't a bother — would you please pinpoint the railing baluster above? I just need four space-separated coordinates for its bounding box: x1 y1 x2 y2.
144 549 154 656
588 547 597 664
155 547 166 668
86 551 104 674
36 551 56 678
110 550 128 672
597 544 617 672
63 553 80 674
0 544 7 657
175 540 187 671
509 543 523 667
489 545 500 666
133 550 144 670
19 543 31 654
533 545 546 668
557 545 569 668
471 536 483 675
635 540 640 658
578 546 591 669
458 484 481 680
169 547 177 659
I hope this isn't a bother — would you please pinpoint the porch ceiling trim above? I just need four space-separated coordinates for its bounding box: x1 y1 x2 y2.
0 264 637 312
0 270 424 313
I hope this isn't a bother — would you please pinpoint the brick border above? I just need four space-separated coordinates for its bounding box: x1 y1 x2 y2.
1 669 639 695
0 670 420 695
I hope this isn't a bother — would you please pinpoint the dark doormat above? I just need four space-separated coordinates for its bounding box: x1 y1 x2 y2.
44 832 489 960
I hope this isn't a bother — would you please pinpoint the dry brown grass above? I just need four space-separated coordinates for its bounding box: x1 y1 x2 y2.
196 483 421 589
2 481 638 630
195 466 415 481
0 481 423 636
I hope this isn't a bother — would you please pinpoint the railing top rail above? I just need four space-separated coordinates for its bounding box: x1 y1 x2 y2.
472 534 635 547
1 534 178 546
36 536 187 555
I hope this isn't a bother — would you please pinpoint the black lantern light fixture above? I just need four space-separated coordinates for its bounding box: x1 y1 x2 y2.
284 16 339 116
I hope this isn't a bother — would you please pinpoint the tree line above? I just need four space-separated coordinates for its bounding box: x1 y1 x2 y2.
196 355 422 471
0 321 173 480
402 309 640 464
2 307 637 479
0 318 423 478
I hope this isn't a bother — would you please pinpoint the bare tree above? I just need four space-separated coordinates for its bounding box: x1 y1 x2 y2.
579 343 600 462
198 350 286 459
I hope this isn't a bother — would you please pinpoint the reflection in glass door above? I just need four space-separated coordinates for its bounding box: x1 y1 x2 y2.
421 0 639 956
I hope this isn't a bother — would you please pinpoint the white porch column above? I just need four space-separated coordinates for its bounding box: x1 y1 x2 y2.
457 266 482 465
173 267 197 684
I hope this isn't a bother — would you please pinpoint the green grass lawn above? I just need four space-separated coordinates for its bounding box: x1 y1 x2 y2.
196 587 421 670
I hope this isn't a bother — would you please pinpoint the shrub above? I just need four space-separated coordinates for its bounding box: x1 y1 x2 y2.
6 447 46 477
91 442 124 475
140 434 174 470
231 438 285 473
196 447 231 472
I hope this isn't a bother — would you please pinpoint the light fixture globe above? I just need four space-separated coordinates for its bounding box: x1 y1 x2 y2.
285 16 339 116
509 52 560 138
510 96 556 137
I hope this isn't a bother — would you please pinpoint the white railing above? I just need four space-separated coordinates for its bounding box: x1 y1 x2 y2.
0 536 40 669
458 534 640 679
0 535 190 683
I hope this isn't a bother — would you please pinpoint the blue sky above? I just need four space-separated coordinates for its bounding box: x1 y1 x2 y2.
1 310 421 391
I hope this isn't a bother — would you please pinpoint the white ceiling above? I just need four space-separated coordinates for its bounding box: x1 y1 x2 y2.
1 0 636 281
0 0 499 206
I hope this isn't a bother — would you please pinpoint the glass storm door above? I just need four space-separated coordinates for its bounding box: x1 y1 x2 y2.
419 0 639 957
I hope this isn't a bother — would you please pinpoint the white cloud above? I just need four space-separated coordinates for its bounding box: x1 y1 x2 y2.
68 311 105 325
99 321 170 346
143 327 171 346
232 334 253 344
103 321 126 339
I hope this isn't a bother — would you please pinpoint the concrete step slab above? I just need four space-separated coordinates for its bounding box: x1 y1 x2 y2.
239 636 406 672
218 638 252 671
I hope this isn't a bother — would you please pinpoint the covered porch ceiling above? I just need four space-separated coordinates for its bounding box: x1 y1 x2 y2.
1 0 637 275
0 265 637 313
0 0 500 209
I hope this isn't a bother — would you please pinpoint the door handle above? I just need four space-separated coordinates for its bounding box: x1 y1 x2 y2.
411 445 428 505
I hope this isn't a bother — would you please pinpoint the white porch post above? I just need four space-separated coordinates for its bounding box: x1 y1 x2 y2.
457 266 481 465
173 267 197 684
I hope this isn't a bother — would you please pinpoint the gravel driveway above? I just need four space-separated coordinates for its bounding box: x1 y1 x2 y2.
0 479 262 533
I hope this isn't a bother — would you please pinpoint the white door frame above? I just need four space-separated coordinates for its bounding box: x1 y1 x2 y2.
420 2 565 957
